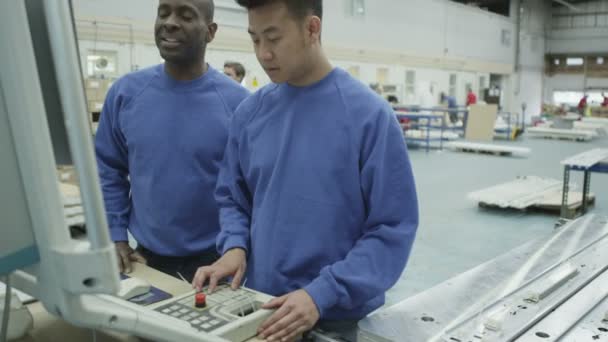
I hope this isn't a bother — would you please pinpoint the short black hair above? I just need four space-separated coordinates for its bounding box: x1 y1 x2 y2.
386 95 399 104
194 0 215 23
235 0 322 20
224 61 246 78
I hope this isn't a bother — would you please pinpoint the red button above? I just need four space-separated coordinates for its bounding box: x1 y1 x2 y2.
195 292 206 308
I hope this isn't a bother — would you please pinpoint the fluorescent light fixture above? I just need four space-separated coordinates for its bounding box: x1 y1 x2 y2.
566 58 584 66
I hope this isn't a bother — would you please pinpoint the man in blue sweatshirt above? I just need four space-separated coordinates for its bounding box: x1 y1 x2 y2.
95 0 249 281
441 92 459 124
192 0 418 340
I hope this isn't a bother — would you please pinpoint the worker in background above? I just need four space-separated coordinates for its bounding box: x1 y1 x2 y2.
387 95 408 132
95 0 249 281
386 94 399 105
224 61 246 84
440 91 459 124
578 94 588 115
601 92 608 108
192 0 419 341
466 87 477 106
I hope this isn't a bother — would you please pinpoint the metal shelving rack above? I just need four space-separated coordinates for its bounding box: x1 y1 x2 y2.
395 112 445 152
393 105 468 152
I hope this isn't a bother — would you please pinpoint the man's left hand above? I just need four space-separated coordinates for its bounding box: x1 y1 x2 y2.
257 289 320 342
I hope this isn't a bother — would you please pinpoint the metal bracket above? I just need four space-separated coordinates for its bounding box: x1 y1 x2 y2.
50 241 119 295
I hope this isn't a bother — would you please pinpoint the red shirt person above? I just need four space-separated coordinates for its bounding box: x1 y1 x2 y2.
466 89 477 106
578 95 588 114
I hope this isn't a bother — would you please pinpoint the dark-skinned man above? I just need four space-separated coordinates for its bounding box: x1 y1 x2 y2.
95 0 249 281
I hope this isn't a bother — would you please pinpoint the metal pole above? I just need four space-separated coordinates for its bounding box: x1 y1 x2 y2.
581 170 591 215
560 167 571 218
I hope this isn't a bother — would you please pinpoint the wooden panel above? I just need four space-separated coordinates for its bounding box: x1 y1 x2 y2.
464 104 498 142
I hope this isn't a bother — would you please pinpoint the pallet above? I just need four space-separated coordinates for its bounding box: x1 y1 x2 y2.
447 142 530 157
527 128 594 142
478 192 595 215
533 135 590 142
456 148 513 156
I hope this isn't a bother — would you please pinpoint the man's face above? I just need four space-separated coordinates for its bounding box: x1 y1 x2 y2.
224 66 240 82
247 2 311 84
154 0 216 64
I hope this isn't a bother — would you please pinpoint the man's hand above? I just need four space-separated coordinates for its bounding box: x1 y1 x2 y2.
115 241 146 274
192 248 246 293
257 289 320 342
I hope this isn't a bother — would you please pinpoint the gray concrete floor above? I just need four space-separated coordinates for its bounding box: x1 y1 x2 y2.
385 133 608 307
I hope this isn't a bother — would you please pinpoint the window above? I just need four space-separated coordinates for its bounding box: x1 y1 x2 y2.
553 91 605 105
597 57 604 65
376 67 389 86
346 0 366 17
405 70 416 96
501 29 511 47
347 65 360 79
553 91 581 105
554 59 560 65
566 57 584 66
449 74 457 98
479 76 486 99
87 50 118 77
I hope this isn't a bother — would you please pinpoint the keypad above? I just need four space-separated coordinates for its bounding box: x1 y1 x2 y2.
154 284 258 332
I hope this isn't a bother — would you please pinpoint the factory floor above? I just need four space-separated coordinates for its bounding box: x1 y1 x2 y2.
386 133 608 307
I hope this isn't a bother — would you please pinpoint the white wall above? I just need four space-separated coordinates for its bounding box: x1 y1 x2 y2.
73 0 513 105
547 0 608 54
322 0 514 66
74 0 515 67
331 59 488 105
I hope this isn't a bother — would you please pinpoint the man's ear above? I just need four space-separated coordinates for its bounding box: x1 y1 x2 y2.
306 16 322 44
207 22 218 42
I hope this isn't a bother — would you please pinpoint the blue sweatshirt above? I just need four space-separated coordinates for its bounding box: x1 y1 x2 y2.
215 68 419 320
446 95 457 109
95 64 249 256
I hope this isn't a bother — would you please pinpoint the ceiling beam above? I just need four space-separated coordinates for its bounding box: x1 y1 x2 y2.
552 0 582 12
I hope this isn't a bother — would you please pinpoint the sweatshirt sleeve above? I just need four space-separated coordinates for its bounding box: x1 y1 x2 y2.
94 84 131 242
304 105 419 318
214 102 254 255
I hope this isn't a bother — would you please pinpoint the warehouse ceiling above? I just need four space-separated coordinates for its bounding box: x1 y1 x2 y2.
451 0 511 16
451 0 598 17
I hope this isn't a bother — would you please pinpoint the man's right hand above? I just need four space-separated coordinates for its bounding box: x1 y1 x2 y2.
192 248 247 293
115 241 147 274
